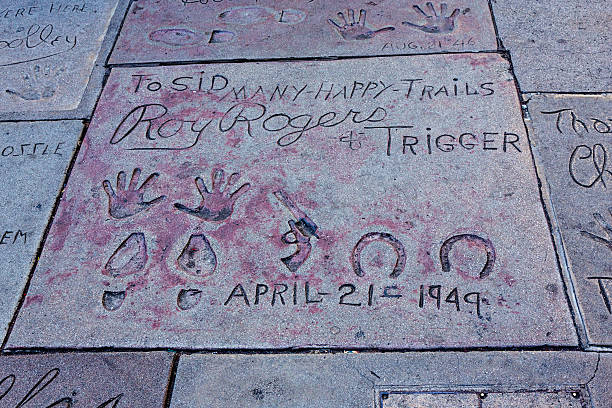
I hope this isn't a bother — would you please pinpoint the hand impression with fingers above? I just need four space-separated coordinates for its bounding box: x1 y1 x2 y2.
102 168 166 219
174 168 251 222
328 8 395 40
581 207 612 252
403 2 461 33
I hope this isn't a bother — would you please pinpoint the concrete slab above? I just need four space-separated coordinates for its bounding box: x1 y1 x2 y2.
0 352 172 406
525 94 612 346
0 120 81 343
109 0 497 64
490 0 612 92
0 0 128 119
169 351 610 407
7 54 577 349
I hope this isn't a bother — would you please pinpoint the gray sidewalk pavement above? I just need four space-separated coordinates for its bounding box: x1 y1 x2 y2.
0 0 610 406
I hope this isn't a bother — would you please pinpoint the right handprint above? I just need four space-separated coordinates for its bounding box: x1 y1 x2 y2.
174 168 251 222
402 2 463 34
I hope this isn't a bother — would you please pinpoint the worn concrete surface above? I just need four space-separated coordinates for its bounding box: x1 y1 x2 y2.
490 0 612 92
526 93 612 347
0 352 172 406
0 0 128 119
109 0 497 64
0 120 81 342
0 1 610 406
170 351 611 407
6 54 577 349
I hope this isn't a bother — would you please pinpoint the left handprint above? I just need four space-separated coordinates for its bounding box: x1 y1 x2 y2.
328 9 395 41
102 168 167 219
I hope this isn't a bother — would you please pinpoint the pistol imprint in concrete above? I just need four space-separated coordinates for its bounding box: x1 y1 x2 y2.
8 54 576 349
0 0 121 114
526 94 612 346
0 352 172 406
109 0 497 64
0 120 81 343
490 0 612 92
169 352 611 407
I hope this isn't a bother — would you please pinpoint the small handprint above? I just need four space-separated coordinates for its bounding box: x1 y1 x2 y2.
102 168 166 219
328 9 395 41
174 168 251 222
402 2 462 34
6 64 66 101
581 207 612 252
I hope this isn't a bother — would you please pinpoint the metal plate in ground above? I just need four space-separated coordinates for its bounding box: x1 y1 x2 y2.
109 0 497 64
7 54 576 349
381 390 587 407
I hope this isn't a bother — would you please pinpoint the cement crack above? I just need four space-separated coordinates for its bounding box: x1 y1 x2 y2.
585 354 601 386
350 362 377 387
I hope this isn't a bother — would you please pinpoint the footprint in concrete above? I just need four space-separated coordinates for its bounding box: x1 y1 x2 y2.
149 27 235 46
149 28 205 46
209 29 235 43
102 232 148 312
218 6 276 24
177 288 203 310
102 291 126 312
177 234 217 277
103 232 148 278
6 63 66 101
277 9 306 24
175 234 216 311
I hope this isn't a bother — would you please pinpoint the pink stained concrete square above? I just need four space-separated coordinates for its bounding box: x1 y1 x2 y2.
8 54 577 349
109 0 497 64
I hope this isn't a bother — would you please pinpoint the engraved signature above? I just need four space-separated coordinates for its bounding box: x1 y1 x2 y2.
0 24 77 67
0 368 124 407
569 144 611 189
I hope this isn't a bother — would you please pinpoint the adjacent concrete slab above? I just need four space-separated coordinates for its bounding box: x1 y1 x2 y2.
490 0 612 92
8 54 577 349
0 120 81 343
0 0 128 119
170 351 611 407
109 0 497 64
526 94 612 346
0 352 172 406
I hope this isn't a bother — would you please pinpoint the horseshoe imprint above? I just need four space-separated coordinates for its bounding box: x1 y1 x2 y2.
439 233 496 278
352 232 406 278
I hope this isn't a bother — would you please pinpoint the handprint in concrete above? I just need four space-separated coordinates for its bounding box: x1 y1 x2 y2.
328 9 395 41
102 168 166 219
174 168 250 222
402 2 462 34
581 207 612 252
6 64 66 101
